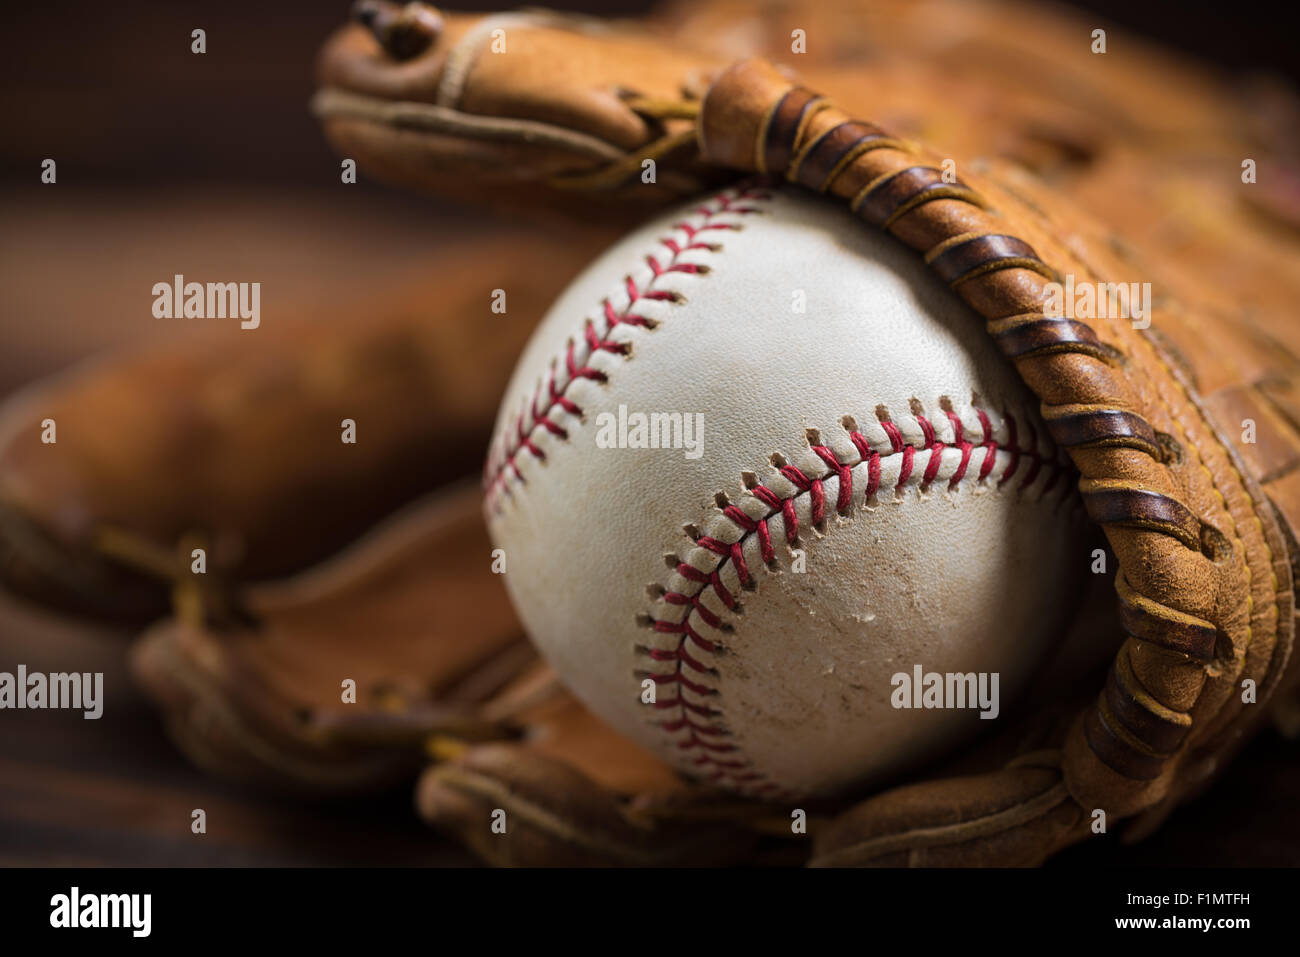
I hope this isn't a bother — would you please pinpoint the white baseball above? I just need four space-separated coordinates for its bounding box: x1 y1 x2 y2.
485 185 1083 799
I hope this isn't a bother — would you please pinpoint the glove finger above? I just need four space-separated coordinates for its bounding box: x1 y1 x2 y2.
130 620 429 793
811 760 1087 867
312 9 730 218
130 482 532 794
417 742 758 867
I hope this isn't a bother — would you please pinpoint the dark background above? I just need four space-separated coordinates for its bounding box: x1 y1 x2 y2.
0 1 1297 867
1 0 1295 188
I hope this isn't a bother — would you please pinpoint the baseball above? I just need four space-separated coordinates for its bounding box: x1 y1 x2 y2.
485 184 1084 799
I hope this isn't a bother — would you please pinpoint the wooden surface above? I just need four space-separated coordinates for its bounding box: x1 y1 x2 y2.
0 595 476 867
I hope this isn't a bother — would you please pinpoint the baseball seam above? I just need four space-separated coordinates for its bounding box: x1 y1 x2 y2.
640 407 1073 797
483 184 772 507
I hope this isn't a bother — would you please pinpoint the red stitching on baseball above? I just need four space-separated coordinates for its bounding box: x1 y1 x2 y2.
484 186 772 505
644 410 1073 795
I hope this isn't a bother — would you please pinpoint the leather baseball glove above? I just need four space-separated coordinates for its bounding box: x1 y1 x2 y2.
3 0 1298 866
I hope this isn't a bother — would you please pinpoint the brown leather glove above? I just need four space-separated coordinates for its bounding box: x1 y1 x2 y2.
307 2 1300 865
0 236 597 621
313 0 1300 320
128 482 533 794
4 0 1297 867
